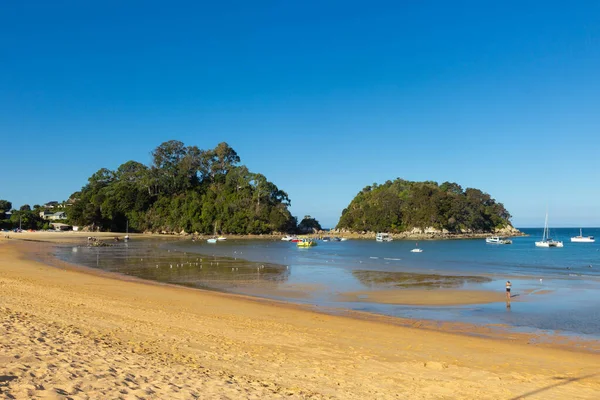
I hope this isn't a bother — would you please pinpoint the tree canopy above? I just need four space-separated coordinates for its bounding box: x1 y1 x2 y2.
336 179 512 233
0 200 12 212
298 215 322 233
67 141 297 234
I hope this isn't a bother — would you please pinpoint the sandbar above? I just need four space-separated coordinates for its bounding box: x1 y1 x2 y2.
336 289 507 305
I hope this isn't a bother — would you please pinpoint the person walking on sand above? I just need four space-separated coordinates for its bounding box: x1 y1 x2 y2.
505 280 512 301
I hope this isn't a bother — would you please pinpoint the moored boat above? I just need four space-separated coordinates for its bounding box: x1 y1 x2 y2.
535 212 563 248
486 236 512 245
411 242 423 252
297 238 317 247
571 229 595 243
207 238 217 243
375 233 392 242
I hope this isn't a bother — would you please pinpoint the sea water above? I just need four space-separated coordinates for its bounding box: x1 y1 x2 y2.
54 228 600 338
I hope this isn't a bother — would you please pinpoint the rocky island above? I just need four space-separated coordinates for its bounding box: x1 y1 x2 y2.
335 179 522 239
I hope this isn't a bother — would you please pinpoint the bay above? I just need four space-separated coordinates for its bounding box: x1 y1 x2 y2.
55 228 600 339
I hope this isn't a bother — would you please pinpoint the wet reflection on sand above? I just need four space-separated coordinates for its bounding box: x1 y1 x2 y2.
352 270 491 289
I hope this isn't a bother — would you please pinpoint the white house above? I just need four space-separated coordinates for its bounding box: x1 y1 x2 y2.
41 211 67 221
49 212 67 220
39 211 54 219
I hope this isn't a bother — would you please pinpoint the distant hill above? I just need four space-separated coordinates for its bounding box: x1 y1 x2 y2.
336 179 513 234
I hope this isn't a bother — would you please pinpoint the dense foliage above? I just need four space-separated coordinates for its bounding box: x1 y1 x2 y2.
0 201 49 231
336 179 512 233
67 141 298 234
0 200 12 213
298 215 322 233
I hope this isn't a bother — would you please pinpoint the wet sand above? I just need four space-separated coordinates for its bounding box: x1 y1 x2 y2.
1 236 600 399
336 289 507 305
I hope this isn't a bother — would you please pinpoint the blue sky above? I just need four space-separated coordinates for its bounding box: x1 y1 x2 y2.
1 1 599 228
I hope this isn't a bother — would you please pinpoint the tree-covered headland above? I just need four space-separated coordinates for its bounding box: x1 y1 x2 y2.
336 179 513 233
67 141 298 234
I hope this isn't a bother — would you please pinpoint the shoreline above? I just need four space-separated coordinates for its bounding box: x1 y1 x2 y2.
3 229 527 242
8 233 599 333
2 238 600 398
4 234 600 350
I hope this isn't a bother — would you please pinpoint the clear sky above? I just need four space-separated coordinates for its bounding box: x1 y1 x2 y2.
1 1 599 228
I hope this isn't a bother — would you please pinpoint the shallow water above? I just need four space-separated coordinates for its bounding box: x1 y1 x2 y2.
54 228 600 338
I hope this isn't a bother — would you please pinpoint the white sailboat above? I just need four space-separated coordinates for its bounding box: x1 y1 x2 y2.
571 228 595 243
535 212 563 248
410 242 423 252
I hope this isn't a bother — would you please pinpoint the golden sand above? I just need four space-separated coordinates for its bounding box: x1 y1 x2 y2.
1 237 599 399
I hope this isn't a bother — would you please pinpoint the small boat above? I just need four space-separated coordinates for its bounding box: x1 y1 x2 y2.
486 236 512 244
322 236 331 242
217 236 227 241
535 212 563 248
376 233 393 242
340 237 348 241
207 238 217 243
332 237 341 242
410 248 423 253
281 235 296 241
297 238 317 247
571 229 595 243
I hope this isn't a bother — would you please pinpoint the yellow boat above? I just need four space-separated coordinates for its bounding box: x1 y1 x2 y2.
296 238 317 247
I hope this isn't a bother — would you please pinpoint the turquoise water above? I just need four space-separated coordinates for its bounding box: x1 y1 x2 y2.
54 228 600 339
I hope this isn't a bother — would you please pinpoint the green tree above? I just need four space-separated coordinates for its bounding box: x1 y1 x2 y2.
9 210 44 230
67 141 297 234
0 200 12 212
298 215 322 233
336 179 512 233
20 204 31 211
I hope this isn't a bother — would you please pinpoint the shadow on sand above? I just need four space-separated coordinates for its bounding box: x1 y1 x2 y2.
509 372 598 399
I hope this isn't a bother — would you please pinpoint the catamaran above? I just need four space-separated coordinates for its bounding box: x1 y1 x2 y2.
570 229 595 243
535 213 563 248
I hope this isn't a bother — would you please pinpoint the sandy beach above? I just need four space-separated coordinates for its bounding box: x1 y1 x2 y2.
1 236 599 399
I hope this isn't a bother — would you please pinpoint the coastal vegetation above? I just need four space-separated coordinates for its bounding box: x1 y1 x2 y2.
297 215 322 233
66 141 299 234
0 201 49 231
336 179 512 233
